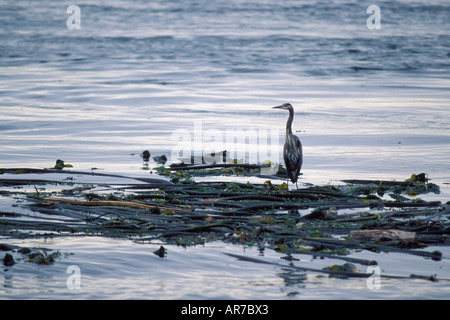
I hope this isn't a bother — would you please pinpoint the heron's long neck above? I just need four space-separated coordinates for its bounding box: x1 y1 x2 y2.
285 108 294 137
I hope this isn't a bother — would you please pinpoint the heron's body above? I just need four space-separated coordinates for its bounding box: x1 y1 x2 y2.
273 103 303 188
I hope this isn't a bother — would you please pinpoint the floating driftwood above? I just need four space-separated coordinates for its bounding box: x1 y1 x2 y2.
351 229 416 241
40 197 187 211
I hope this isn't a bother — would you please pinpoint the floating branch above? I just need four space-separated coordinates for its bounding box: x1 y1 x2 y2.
351 229 416 241
40 197 188 212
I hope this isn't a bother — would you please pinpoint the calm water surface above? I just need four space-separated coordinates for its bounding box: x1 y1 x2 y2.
1 237 450 299
1 0 450 299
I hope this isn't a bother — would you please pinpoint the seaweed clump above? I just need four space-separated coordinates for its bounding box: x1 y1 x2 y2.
0 167 448 269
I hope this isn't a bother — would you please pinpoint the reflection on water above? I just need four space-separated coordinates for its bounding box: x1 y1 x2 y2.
1 237 450 299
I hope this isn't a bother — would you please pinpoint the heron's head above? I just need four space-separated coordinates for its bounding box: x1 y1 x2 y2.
273 103 293 111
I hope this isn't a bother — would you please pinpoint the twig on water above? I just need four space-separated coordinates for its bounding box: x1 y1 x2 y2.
40 197 188 212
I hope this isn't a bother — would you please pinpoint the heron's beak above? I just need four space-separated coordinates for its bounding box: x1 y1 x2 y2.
272 105 283 109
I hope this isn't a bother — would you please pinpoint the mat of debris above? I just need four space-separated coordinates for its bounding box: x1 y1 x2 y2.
1 165 449 279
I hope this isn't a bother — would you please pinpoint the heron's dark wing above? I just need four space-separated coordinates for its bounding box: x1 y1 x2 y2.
283 134 303 183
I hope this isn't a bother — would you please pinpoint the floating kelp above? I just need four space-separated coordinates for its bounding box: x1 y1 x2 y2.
342 173 441 198
1 243 67 267
2 253 15 266
0 167 449 280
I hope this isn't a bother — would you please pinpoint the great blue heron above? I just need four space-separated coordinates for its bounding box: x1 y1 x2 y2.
273 103 303 189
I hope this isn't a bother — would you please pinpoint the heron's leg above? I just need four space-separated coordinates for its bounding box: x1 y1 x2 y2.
295 181 298 190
